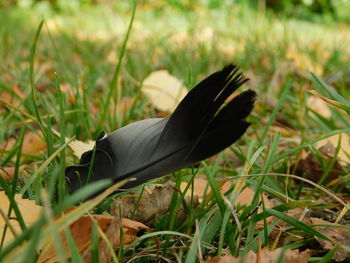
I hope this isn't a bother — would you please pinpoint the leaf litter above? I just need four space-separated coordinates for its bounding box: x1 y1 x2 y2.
315 133 350 165
0 29 350 262
113 181 197 225
0 192 150 263
311 217 350 262
296 142 344 182
204 247 312 263
142 70 188 112
39 214 150 263
0 191 43 245
0 130 46 156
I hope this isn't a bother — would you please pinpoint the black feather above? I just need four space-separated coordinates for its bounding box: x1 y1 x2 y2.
65 65 256 194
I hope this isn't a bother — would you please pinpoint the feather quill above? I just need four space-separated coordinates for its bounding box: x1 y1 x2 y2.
65 65 256 193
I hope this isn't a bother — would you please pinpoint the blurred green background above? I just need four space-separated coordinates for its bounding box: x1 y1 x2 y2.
1 0 350 137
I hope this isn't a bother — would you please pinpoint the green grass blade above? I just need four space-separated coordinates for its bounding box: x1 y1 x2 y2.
29 20 45 131
310 72 350 107
55 179 112 213
65 228 84 263
98 0 138 131
203 164 226 215
263 208 330 240
272 128 350 164
259 85 289 145
20 137 75 195
54 73 67 202
0 176 26 231
185 221 201 263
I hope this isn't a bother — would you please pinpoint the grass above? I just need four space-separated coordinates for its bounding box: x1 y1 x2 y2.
1 1 350 262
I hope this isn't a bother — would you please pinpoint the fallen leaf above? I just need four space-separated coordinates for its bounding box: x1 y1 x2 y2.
116 96 134 116
307 94 331 118
296 142 344 182
0 166 25 181
114 182 198 224
236 186 271 207
68 139 95 159
180 177 209 202
119 218 150 245
235 187 275 230
204 247 312 263
0 85 24 111
180 178 271 208
179 179 276 229
180 177 234 203
142 70 188 112
315 133 350 164
51 129 94 159
60 83 76 104
0 130 46 156
39 214 116 263
39 215 149 263
309 90 350 115
220 181 231 193
0 191 42 245
267 206 310 241
96 216 120 263
311 217 350 262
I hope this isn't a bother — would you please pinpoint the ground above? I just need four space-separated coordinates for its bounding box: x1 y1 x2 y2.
1 1 350 262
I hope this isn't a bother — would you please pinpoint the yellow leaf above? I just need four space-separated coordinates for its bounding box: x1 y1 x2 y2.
142 70 188 112
0 191 42 245
51 129 94 159
67 139 95 159
315 133 350 164
307 94 331 118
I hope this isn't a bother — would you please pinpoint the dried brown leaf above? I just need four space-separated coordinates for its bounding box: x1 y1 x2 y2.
180 177 209 202
236 187 271 207
311 217 350 262
0 166 25 181
39 214 149 263
114 182 198 224
0 130 46 156
0 191 42 245
118 218 151 245
204 248 311 263
39 214 116 263
297 142 344 182
0 85 24 110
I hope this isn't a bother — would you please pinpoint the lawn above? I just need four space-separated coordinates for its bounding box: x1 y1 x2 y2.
1 1 350 262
